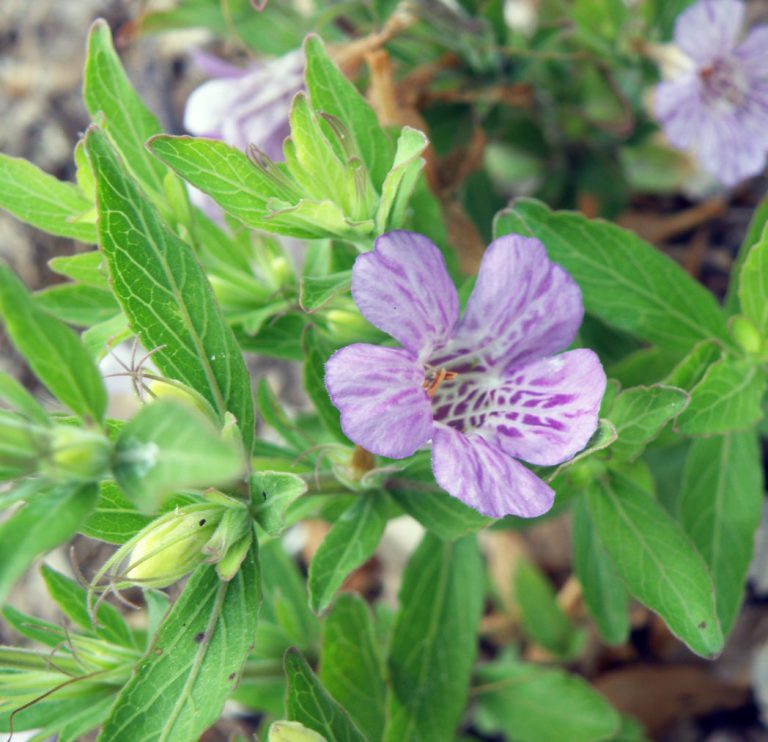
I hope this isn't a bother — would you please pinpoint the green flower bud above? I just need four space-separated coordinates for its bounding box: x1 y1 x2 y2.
146 379 216 421
125 507 223 588
268 721 326 742
202 505 251 563
730 315 762 357
43 425 111 482
0 410 44 477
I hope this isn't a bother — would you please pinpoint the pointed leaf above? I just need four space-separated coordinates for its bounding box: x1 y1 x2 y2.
585 470 722 657
285 648 366 742
385 533 484 741
679 431 763 636
308 493 389 614
250 470 308 536
0 154 96 242
738 223 768 335
320 594 387 741
0 263 106 423
85 127 255 451
99 541 260 741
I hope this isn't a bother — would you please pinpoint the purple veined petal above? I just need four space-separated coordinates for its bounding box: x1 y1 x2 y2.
431 426 555 518
734 25 768 71
351 231 460 360
694 107 768 186
325 344 433 459
479 349 606 467
673 0 745 66
655 77 706 149
440 235 583 372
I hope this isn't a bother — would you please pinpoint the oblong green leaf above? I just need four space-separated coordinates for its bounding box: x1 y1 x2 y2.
679 431 763 636
385 533 484 741
0 154 96 242
83 19 166 195
99 540 261 741
0 263 106 423
308 493 389 614
475 660 621 742
285 648 366 742
494 199 730 352
677 357 766 435
85 126 255 451
320 594 387 741
585 471 723 657
738 223 768 336
572 498 629 646
0 483 98 604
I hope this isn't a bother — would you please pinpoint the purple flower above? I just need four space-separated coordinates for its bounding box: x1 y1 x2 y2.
655 0 768 186
324 231 606 519
184 49 304 160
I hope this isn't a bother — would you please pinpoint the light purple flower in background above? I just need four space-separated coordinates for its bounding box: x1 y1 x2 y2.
184 49 304 160
655 0 768 187
324 231 606 519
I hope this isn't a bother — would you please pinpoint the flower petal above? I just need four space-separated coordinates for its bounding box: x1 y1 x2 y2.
325 344 432 458
483 349 606 466
734 25 768 70
352 231 459 359
673 0 744 65
432 426 554 518
439 234 582 371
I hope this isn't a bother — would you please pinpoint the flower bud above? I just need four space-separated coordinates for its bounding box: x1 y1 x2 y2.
268 721 326 742
124 507 223 588
146 379 215 420
43 425 111 482
0 410 44 477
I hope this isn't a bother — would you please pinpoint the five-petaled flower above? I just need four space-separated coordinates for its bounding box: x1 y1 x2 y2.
654 0 768 187
324 231 606 519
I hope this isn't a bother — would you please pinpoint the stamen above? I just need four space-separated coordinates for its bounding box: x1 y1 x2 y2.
422 367 458 398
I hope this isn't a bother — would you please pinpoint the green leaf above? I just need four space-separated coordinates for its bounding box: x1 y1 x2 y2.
303 326 345 443
608 385 688 461
85 127 255 451
80 482 153 544
679 431 763 636
250 471 308 536
259 540 319 657
35 283 120 327
0 483 98 604
256 378 309 451
385 533 484 741
285 648 366 742
494 199 730 352
726 197 768 314
300 272 351 313
308 493 389 614
114 399 246 511
663 339 721 392
738 223 768 336
572 498 629 645
83 19 166 195
48 251 109 289
677 357 766 435
2 605 66 647
585 471 723 657
304 35 394 189
514 558 585 658
0 372 49 427
147 135 310 236
82 313 131 361
475 659 621 742
0 263 106 423
0 154 96 242
320 594 387 741
376 127 429 231
40 564 135 648
99 540 260 741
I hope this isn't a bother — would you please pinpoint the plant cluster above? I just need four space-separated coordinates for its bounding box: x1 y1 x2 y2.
0 1 766 740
